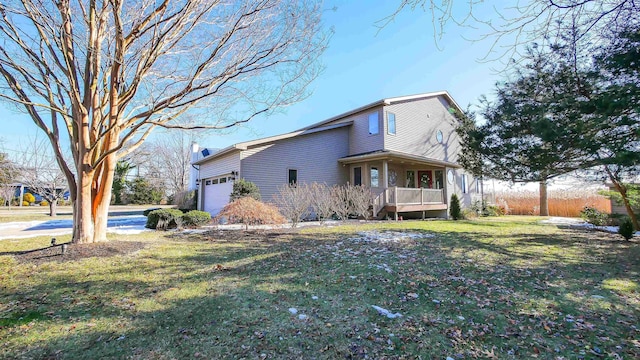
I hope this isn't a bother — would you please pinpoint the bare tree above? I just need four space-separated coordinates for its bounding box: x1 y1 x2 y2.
331 185 351 221
348 185 372 220
381 1 639 61
308 182 334 223
17 137 69 216
0 151 18 207
140 130 197 202
273 183 312 228
0 1 328 243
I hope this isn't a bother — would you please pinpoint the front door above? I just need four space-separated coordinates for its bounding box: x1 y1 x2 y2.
418 171 433 189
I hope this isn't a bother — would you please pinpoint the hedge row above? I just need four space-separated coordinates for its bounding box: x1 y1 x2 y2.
145 209 211 230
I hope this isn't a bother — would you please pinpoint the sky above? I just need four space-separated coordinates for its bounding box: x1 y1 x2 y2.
0 1 508 159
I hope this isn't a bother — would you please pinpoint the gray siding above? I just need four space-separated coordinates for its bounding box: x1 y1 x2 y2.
348 107 385 156
241 127 350 201
383 96 460 163
199 151 241 179
444 168 481 210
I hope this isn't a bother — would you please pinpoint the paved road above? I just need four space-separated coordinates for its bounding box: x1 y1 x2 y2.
0 216 149 240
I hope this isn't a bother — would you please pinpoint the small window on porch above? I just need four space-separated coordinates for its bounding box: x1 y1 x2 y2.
461 174 468 193
434 170 444 189
388 169 397 186
387 112 396 135
406 170 415 188
354 167 362 186
370 167 379 187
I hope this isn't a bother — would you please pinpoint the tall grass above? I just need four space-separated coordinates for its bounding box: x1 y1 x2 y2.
497 189 611 217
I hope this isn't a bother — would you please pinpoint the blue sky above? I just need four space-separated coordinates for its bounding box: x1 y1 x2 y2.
204 0 504 149
0 1 505 157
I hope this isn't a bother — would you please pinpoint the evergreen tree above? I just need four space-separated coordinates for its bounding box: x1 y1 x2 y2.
449 193 462 220
230 179 261 202
590 25 640 229
457 43 597 216
127 177 164 205
112 161 135 205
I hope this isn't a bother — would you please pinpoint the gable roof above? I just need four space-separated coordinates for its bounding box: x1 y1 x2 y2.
193 90 462 165
192 121 352 165
300 90 462 131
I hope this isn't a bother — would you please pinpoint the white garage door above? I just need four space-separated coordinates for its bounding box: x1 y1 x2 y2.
203 179 233 216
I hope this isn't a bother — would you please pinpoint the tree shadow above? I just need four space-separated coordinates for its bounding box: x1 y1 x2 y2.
2 226 638 359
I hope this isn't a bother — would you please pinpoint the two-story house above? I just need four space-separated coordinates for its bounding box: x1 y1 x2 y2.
191 91 481 218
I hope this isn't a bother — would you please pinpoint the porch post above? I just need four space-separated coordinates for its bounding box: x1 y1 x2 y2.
382 160 388 188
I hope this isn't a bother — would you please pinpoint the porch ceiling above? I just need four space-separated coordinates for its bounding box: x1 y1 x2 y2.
338 150 461 168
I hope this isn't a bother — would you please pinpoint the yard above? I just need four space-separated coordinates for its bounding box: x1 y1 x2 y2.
0 217 638 359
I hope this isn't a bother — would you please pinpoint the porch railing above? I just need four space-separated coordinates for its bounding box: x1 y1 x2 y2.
372 187 445 216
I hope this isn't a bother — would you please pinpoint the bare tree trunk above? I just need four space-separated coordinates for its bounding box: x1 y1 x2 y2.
606 167 640 231
539 180 549 216
49 199 57 217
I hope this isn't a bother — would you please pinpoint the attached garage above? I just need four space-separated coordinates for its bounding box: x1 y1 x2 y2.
202 177 233 216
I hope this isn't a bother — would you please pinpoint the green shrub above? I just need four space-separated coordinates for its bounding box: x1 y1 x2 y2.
580 206 609 226
40 200 49 206
450 193 462 220
24 193 36 204
22 201 30 207
146 208 184 230
182 210 211 227
618 217 635 241
230 179 261 202
143 208 161 217
485 204 505 217
471 199 505 217
461 208 477 219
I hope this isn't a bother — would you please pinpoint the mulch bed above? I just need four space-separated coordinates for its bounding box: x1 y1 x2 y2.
13 241 147 264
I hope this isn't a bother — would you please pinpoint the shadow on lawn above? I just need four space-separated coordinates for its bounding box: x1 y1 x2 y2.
3 226 639 359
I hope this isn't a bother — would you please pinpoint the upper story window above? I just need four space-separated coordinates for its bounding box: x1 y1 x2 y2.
387 112 396 135
368 112 379 135
436 130 444 143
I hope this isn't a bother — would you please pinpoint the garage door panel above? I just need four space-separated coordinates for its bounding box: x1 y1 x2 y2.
203 181 233 216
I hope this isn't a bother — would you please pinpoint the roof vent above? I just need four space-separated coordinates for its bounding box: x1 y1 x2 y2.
201 148 210 157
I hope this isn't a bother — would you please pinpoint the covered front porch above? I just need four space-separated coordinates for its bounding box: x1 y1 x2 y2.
338 150 460 219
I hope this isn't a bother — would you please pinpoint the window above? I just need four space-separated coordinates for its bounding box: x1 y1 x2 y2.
387 112 396 135
205 180 211 185
219 177 227 183
475 177 481 193
368 112 379 135
447 169 454 184
388 169 397 186
288 169 298 185
354 167 362 186
434 170 444 189
436 130 443 143
406 170 415 188
370 167 379 187
212 178 219 184
461 174 468 194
